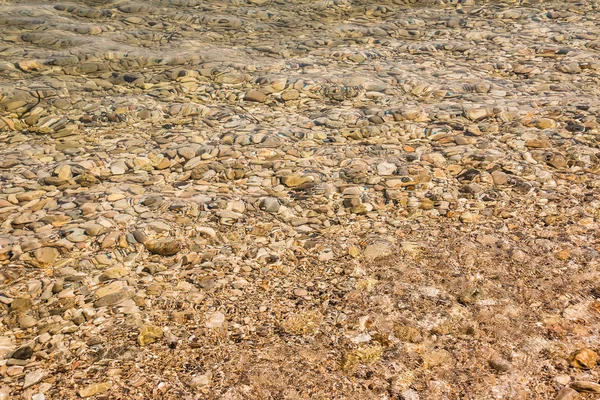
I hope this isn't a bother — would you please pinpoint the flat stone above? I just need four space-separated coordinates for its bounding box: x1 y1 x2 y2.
95 290 130 307
0 336 15 358
12 345 33 360
244 90 267 103
78 382 111 398
569 348 598 370
281 89 299 101
138 325 163 346
95 281 126 299
491 170 509 185
19 315 38 329
205 311 225 328
84 224 105 237
33 247 59 266
377 162 396 176
260 197 280 213
145 239 180 256
110 161 127 175
23 370 45 389
148 221 170 233
364 242 393 261
281 174 313 187
555 387 579 400
189 373 212 391
571 381 600 394
10 298 33 313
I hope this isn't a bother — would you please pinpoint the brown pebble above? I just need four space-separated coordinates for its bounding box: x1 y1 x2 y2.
571 381 600 394
569 348 598 370
244 90 267 103
555 387 579 400
144 239 181 256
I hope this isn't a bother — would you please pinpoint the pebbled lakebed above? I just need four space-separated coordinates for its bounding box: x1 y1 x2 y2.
1 0 600 399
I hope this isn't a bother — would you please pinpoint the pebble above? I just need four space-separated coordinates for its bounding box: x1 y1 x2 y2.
293 288 308 297
12 345 33 360
244 91 267 103
33 247 59 267
377 162 396 176
569 348 598 370
23 371 45 389
571 381 600 394
488 358 511 373
144 239 180 256
555 387 579 400
364 242 393 261
78 382 111 398
205 312 225 329
138 325 163 347
189 373 212 391
0 337 15 358
260 197 280 213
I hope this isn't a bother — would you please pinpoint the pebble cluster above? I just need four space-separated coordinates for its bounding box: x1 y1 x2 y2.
1 0 600 398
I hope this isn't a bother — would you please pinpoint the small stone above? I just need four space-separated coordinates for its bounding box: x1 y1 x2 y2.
244 90 267 103
17 60 43 72
555 387 579 400
145 239 180 256
33 247 59 266
348 246 361 258
18 315 38 329
420 199 435 210
84 224 105 237
260 197 280 213
12 345 33 360
205 312 225 328
95 291 129 307
66 229 87 243
364 242 393 261
569 348 598 370
465 107 491 121
148 221 171 233
138 325 163 346
23 370 45 389
281 174 313 188
556 249 570 260
196 227 217 239
536 118 557 129
555 375 572 386
488 358 511 373
491 170 509 185
0 337 15 358
110 161 127 175
78 382 112 398
571 381 600 394
189 373 212 391
178 146 197 160
55 164 72 180
377 162 396 176
107 193 125 202
318 250 334 261
460 211 478 223
10 298 32 313
95 281 126 299
281 89 299 101
7 366 24 377
99 266 128 281
131 230 148 243
293 288 308 297
400 389 420 400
